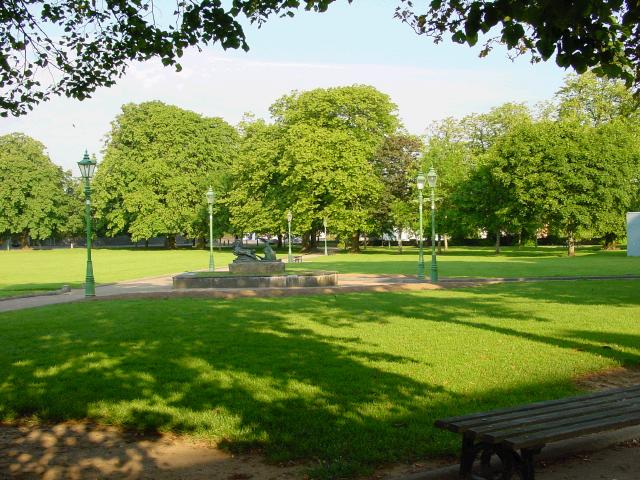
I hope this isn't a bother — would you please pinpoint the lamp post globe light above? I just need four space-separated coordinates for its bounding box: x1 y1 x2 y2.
78 151 97 297
287 210 293 263
427 167 439 283
416 172 426 279
323 217 328 256
206 186 215 272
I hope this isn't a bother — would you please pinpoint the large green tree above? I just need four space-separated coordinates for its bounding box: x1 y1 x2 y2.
93 101 238 247
0 133 78 247
489 119 639 255
4 1 640 116
227 85 399 252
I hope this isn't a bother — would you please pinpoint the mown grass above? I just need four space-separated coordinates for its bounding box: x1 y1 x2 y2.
0 248 235 297
1 280 638 477
289 245 640 278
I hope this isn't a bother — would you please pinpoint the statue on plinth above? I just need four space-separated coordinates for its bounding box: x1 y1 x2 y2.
230 239 284 274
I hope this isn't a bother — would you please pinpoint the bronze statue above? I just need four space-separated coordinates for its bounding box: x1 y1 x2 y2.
231 238 278 263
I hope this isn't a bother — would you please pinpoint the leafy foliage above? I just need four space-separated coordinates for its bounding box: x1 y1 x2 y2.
227 85 399 251
93 101 238 243
395 0 640 91
0 133 80 246
4 0 640 116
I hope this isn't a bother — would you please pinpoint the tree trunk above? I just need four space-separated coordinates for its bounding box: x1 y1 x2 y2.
518 231 522 248
349 231 361 253
165 235 176 249
397 229 403 254
20 231 30 249
195 236 205 249
567 233 576 256
363 235 368 250
437 236 442 254
495 230 501 254
144 239 149 248
444 234 449 251
277 234 283 249
603 233 618 250
301 231 312 253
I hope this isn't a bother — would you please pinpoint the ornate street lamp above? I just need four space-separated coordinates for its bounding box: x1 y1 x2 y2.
323 217 328 256
416 172 426 279
427 167 439 282
287 210 293 263
206 186 215 272
78 151 97 297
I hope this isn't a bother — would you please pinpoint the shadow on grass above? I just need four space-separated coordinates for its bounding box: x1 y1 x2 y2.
0 280 639 478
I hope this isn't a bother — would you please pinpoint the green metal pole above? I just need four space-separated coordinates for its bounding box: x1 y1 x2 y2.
208 204 214 272
418 190 425 279
84 178 95 297
288 219 293 263
430 187 439 282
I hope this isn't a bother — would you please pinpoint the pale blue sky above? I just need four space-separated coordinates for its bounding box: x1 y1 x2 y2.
1 0 568 173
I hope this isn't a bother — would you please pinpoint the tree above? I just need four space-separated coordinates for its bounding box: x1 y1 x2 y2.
227 85 399 252
431 104 532 252
0 133 76 247
4 1 640 116
371 133 423 252
396 1 640 91
93 101 238 247
422 117 477 249
489 119 639 255
556 71 640 126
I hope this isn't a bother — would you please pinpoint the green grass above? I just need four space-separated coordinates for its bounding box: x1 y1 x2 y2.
0 248 235 297
289 245 640 278
1 280 639 477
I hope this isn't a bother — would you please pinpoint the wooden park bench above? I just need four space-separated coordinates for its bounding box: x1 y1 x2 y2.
435 384 640 480
293 255 303 263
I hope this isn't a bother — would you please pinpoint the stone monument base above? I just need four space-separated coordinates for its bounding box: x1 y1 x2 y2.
173 271 338 289
228 261 285 274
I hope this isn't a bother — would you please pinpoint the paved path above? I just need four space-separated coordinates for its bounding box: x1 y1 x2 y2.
2 261 639 313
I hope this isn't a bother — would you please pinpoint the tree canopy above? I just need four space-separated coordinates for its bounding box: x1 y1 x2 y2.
0 133 80 246
227 85 400 252
2 0 640 116
93 101 238 245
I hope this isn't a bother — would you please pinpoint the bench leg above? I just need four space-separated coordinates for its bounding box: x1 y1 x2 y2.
459 434 475 478
519 447 542 480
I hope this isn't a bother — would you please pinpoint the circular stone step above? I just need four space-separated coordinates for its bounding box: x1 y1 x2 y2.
173 271 338 289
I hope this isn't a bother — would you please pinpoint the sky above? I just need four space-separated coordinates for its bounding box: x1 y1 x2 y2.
0 0 569 174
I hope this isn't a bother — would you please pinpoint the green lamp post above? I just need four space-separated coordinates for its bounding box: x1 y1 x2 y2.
206 186 215 272
78 151 97 297
323 217 328 256
427 167 439 283
287 210 293 263
416 172 426 279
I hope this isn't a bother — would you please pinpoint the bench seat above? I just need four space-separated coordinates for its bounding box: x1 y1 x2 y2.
435 384 640 479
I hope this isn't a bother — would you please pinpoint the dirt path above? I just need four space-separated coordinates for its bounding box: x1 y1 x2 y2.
0 422 304 480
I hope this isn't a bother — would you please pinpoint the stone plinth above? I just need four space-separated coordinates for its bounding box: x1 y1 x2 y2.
228 261 285 274
173 271 338 289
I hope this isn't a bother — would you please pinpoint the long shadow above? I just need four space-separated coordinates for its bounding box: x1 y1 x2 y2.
1 281 639 477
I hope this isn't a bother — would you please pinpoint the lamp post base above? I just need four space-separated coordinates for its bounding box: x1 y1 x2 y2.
417 262 425 280
430 263 438 283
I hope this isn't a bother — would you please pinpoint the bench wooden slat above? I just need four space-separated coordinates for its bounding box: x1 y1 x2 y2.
470 396 640 437
504 411 640 449
480 401 640 443
435 384 640 433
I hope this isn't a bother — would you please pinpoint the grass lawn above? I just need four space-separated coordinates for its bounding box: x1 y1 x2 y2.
289 245 640 278
0 248 235 297
1 280 638 477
